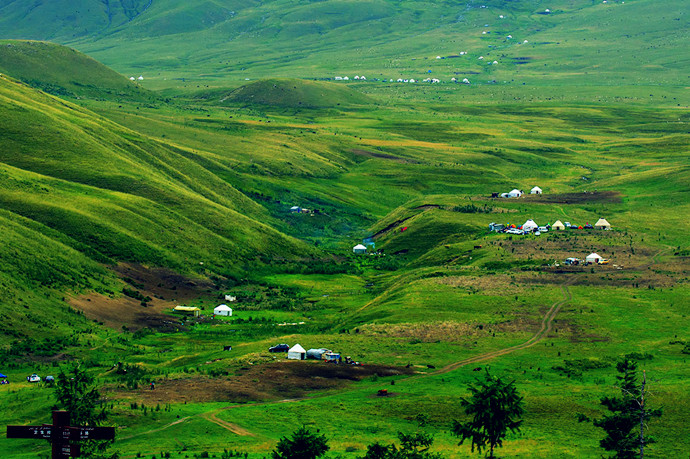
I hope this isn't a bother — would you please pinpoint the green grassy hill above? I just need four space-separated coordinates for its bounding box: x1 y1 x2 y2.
0 40 153 100
0 72 314 340
217 78 374 109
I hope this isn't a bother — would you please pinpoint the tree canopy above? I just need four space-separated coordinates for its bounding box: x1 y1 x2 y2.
589 359 662 459
271 426 329 459
452 369 524 458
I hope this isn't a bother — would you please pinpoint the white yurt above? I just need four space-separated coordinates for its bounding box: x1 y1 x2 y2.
353 244 367 254
522 219 538 232
214 304 233 316
508 189 523 198
586 253 602 264
594 218 611 230
552 220 565 230
287 344 306 360
530 186 543 195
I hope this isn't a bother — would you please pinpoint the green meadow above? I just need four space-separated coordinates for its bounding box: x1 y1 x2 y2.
0 0 688 457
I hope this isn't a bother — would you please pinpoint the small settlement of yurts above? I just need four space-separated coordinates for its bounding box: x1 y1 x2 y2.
287 344 307 360
214 304 232 316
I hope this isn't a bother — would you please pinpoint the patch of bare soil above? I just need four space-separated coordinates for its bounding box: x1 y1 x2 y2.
113 263 216 303
69 263 217 332
112 361 415 404
69 294 184 333
526 191 622 204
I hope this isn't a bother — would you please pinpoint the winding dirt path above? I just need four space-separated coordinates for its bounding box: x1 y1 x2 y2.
201 411 257 437
434 277 575 375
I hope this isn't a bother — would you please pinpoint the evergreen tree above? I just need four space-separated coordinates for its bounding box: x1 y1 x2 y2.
451 369 524 458
271 426 329 459
54 365 115 458
587 359 662 458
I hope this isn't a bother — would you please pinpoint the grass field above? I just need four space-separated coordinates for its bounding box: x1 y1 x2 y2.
0 1 688 457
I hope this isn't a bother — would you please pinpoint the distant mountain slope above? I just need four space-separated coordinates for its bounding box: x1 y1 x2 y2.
0 0 686 93
0 40 154 101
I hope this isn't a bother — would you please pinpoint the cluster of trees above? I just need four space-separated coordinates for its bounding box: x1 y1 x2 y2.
269 361 661 459
51 358 660 458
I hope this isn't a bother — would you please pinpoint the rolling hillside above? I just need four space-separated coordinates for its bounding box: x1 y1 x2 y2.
0 71 315 340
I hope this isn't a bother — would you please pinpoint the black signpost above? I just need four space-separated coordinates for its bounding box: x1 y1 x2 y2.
7 410 115 458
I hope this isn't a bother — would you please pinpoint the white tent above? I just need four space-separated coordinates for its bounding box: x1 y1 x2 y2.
595 218 611 230
586 253 602 264
552 220 565 230
288 344 306 360
530 186 543 195
214 304 233 316
523 219 538 231
508 189 522 198
353 244 367 254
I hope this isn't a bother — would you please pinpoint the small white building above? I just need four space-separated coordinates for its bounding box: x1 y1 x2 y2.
508 188 523 198
353 244 367 254
586 253 602 264
287 344 306 360
214 304 233 316
552 220 565 230
462 78 471 84
530 186 543 195
137 76 144 81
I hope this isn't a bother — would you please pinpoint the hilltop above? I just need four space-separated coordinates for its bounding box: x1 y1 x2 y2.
217 78 374 109
0 40 153 101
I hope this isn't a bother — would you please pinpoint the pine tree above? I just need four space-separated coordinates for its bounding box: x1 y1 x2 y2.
271 426 329 459
590 359 662 458
54 365 115 458
451 369 524 458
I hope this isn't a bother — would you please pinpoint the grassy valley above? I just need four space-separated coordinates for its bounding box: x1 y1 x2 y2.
0 1 688 457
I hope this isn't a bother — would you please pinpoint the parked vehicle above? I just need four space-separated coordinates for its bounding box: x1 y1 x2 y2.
269 344 290 353
506 228 523 235
27 374 40 383
538 226 549 232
